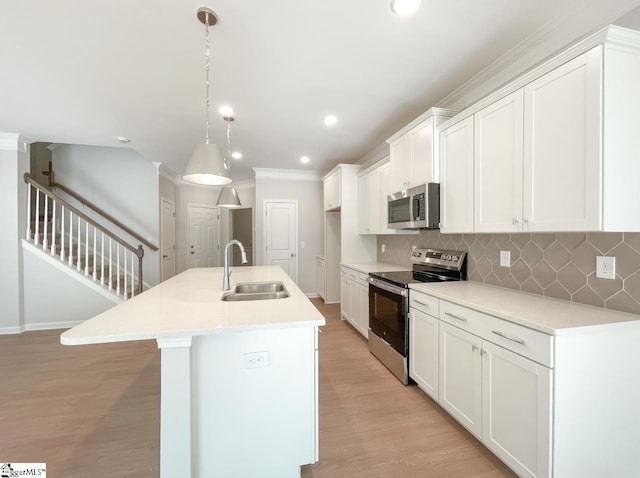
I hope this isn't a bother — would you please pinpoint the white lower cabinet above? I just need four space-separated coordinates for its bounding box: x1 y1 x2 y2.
409 308 439 400
482 341 551 478
316 257 326 300
439 322 483 438
340 266 369 338
410 290 551 478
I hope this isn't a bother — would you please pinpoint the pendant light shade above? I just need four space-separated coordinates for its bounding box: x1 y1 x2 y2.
183 143 231 186
182 7 232 186
216 185 242 208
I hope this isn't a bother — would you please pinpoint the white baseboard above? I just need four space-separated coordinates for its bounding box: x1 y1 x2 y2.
305 293 320 299
0 325 26 335
25 321 83 332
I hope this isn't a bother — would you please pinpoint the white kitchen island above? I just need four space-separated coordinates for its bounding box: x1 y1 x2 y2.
61 266 326 478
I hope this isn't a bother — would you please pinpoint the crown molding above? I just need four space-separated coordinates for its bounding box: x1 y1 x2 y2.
437 1 640 111
386 107 459 144
152 162 180 183
0 133 30 152
253 168 324 182
439 25 640 132
356 141 390 168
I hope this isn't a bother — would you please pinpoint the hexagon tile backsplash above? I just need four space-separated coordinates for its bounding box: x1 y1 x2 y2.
377 231 640 316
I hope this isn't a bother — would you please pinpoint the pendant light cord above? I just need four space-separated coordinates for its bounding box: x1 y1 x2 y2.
205 12 211 145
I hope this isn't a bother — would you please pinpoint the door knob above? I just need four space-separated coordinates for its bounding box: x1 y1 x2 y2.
190 252 194 255
291 253 295 257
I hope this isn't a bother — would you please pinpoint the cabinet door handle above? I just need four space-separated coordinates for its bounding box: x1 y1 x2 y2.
512 218 519 225
445 312 467 323
414 300 429 308
492 330 526 345
471 345 478 352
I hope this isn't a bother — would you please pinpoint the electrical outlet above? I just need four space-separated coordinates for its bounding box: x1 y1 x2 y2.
244 351 270 369
500 250 511 267
381 243 386 253
596 256 616 280
412 245 417 251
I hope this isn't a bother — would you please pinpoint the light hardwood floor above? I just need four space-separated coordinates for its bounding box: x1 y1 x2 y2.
0 300 514 477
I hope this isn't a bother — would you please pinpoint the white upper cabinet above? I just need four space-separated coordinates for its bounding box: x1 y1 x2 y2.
389 135 412 193
474 90 524 233
358 167 381 235
323 170 340 211
440 116 474 233
438 26 640 233
387 108 456 194
523 48 602 232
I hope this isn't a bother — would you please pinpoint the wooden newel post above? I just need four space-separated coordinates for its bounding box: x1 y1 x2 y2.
137 245 145 293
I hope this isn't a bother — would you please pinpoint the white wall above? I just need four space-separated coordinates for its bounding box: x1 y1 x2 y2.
51 144 161 285
0 134 29 333
255 175 323 294
22 242 117 329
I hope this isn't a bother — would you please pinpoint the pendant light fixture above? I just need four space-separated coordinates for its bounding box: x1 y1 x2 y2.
182 7 231 186
216 113 242 208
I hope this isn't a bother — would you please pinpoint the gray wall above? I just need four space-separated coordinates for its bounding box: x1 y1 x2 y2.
378 230 640 315
255 178 323 294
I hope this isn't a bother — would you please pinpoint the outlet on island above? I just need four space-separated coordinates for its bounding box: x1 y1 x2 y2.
244 351 270 369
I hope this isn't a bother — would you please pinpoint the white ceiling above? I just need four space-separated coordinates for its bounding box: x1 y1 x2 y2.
2 0 640 181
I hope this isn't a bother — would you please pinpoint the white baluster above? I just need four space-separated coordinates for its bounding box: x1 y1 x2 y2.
50 199 57 255
131 251 135 298
124 251 128 300
43 195 48 250
77 217 81 271
26 185 31 240
101 232 105 286
84 222 89 276
69 211 74 267
109 238 113 291
116 243 121 297
92 226 97 281
34 190 40 246
61 205 65 262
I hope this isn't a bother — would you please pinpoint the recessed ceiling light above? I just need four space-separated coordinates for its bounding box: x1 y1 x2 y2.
231 151 242 160
323 115 338 127
300 155 310 164
116 136 131 144
390 0 422 16
218 105 235 117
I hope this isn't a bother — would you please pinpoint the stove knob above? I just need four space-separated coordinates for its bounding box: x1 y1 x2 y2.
452 255 458 262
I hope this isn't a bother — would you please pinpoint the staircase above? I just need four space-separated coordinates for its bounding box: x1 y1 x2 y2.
25 174 147 300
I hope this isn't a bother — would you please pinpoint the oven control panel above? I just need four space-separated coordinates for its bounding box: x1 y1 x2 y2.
411 248 466 270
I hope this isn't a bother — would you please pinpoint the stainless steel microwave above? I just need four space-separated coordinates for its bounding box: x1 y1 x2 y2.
387 183 440 229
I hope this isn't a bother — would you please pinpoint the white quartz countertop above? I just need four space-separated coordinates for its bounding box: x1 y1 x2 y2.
341 262 411 274
410 281 640 336
61 266 326 345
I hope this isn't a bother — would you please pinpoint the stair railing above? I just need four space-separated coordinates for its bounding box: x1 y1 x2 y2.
24 173 146 299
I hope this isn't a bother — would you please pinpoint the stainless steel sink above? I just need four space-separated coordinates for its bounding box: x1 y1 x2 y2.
221 282 290 301
233 281 286 294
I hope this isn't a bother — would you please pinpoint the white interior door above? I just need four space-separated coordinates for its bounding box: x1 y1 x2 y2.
188 204 220 268
160 198 176 281
264 201 297 282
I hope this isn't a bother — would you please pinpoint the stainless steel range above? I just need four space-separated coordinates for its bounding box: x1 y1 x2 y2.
367 248 467 385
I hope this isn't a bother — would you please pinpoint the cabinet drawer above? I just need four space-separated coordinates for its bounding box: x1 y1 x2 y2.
340 267 348 277
482 314 553 367
346 269 358 281
440 300 553 367
410 291 439 317
358 272 369 286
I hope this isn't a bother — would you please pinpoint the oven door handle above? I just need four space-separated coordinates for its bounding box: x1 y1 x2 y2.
368 277 408 297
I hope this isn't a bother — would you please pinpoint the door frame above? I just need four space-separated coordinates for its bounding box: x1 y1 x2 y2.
160 197 176 281
187 203 220 268
262 199 298 282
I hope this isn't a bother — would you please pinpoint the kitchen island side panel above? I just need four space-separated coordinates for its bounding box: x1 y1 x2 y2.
552 321 640 477
194 326 317 478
